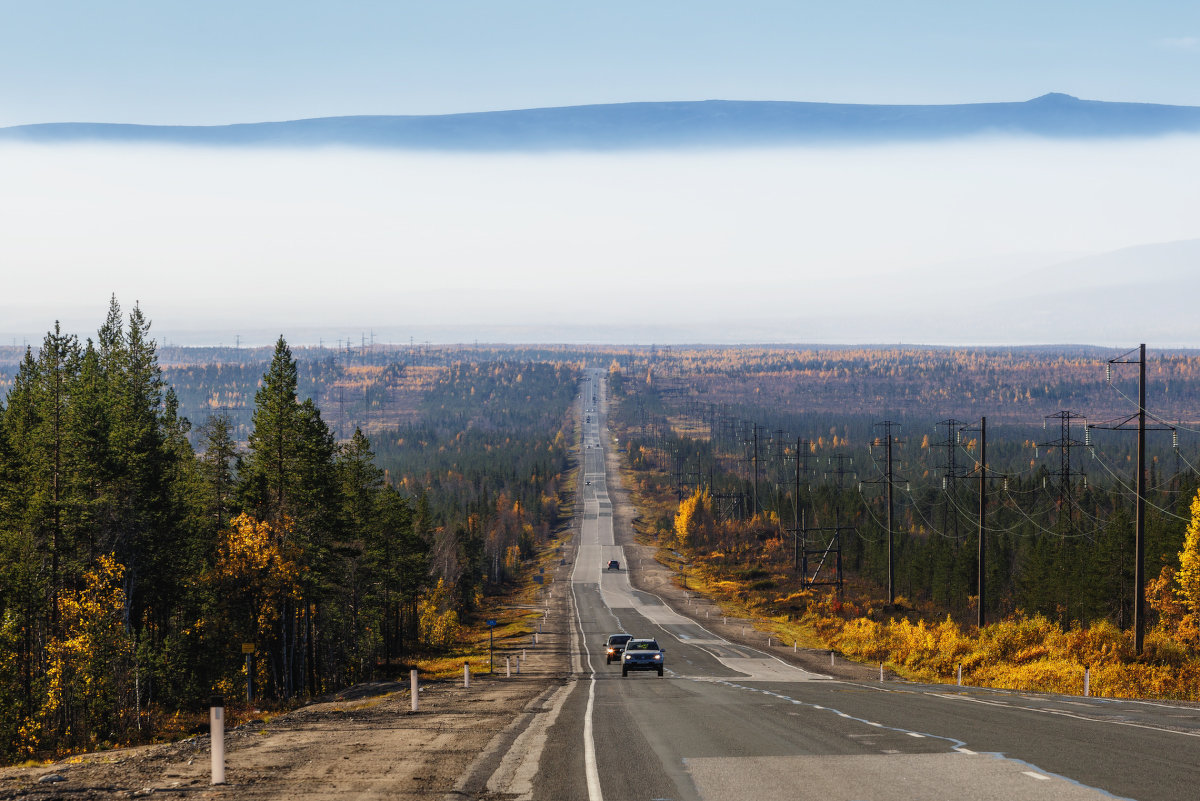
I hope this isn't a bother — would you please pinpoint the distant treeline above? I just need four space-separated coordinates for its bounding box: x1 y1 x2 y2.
9 341 1199 453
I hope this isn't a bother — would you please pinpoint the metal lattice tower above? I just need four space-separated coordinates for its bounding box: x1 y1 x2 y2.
1037 410 1088 521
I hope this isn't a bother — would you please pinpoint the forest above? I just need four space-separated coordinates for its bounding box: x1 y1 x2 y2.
0 301 576 763
610 351 1197 625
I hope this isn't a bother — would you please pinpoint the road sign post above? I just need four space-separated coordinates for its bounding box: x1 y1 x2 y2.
486 619 497 673
241 643 255 702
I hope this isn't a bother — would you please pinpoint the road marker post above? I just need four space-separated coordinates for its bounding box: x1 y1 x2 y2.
957 664 962 686
210 696 225 785
880 663 885 682
464 662 471 688
830 650 834 666
506 656 511 678
516 656 521 674
410 669 419 712
241 643 254 703
1084 666 1090 697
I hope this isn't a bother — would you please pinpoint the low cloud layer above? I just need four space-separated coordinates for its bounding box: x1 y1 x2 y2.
3 137 1200 346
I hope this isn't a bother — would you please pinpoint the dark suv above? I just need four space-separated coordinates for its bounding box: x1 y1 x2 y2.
621 638 665 677
604 633 633 664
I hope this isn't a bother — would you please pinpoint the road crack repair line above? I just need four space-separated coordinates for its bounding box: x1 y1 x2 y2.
690 677 1135 800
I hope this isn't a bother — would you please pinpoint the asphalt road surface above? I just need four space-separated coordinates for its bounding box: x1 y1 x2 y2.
531 369 1200 801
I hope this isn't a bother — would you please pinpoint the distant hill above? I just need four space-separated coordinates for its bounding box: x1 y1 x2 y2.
4 93 1200 150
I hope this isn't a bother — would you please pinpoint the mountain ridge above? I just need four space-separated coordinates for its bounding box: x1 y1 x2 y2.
4 94 1200 150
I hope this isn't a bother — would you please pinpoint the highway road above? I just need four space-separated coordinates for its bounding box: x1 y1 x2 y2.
529 368 1200 801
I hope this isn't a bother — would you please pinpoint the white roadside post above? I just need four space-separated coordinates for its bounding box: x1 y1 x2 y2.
1084 666 1091 697
957 664 963 686
210 696 225 785
830 650 834 667
506 656 511 678
410 669 419 712
464 662 471 688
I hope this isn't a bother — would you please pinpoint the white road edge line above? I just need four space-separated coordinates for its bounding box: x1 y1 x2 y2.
1023 771 1051 781
571 471 604 801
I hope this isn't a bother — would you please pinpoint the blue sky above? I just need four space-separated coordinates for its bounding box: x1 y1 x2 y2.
3 2 1200 126
4 3 1200 347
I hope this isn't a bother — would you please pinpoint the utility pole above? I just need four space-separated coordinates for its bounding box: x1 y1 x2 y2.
1089 344 1172 654
957 417 992 627
872 421 902 606
1132 346 1147 655
979 416 987 629
792 438 814 571
825 453 855 491
751 424 761 516
937 418 966 539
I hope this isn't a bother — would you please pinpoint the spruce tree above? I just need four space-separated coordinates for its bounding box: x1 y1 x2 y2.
243 337 340 697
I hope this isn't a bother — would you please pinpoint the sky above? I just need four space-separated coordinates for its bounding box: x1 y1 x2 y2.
3 2 1200 346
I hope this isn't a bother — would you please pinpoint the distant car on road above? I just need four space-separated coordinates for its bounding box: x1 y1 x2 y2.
604 633 633 664
622 638 665 676
607 559 620 571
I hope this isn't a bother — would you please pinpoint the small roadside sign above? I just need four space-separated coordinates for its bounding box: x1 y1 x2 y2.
241 643 255 654
486 619 497 627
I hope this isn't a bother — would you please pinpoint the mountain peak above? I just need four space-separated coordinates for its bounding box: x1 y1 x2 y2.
1028 92 1081 104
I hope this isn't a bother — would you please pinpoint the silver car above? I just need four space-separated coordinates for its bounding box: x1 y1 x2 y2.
621 638 665 677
